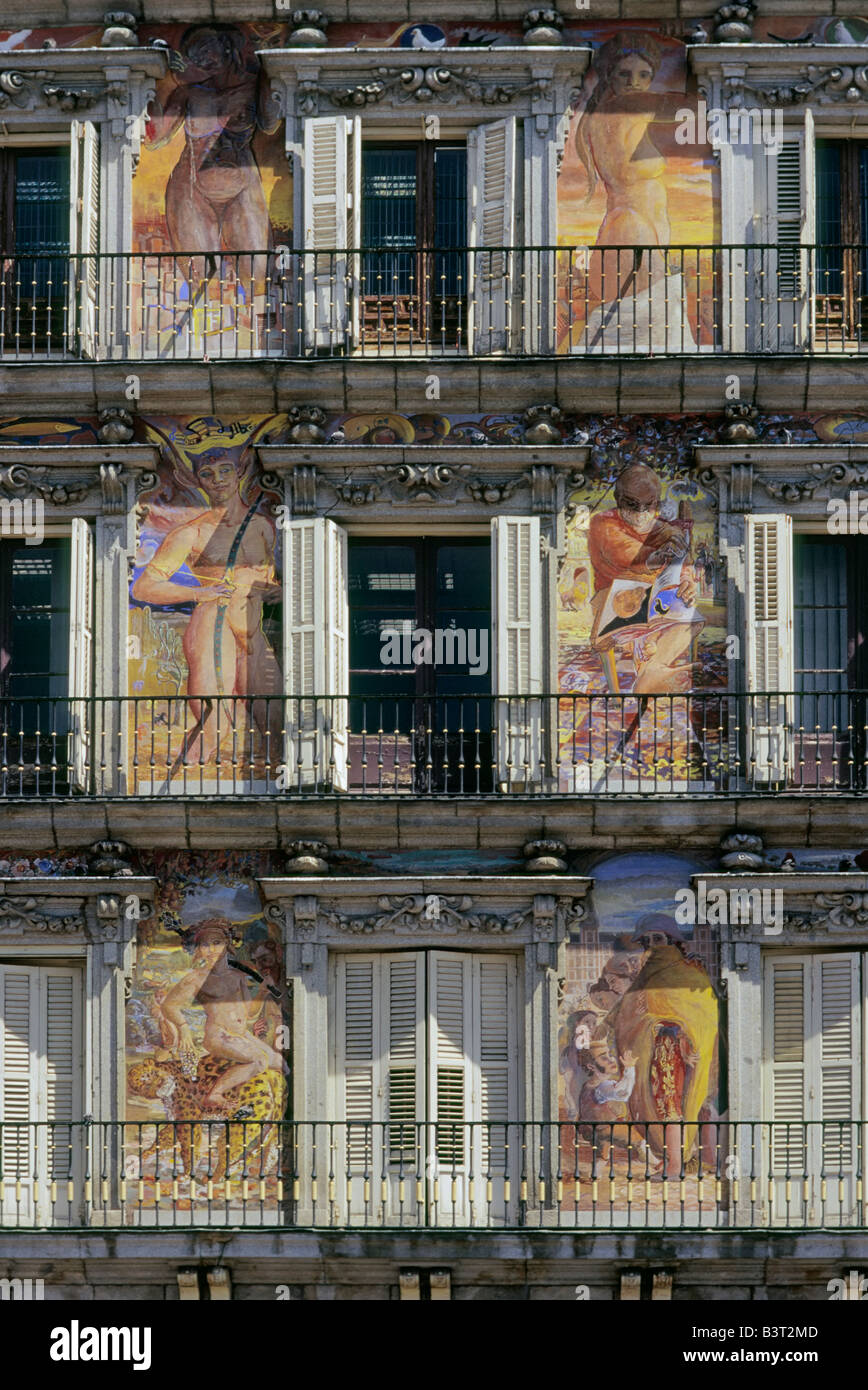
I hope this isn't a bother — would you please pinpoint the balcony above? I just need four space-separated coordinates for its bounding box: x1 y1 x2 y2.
2 246 867 361
1 691 865 798
1 1120 863 1231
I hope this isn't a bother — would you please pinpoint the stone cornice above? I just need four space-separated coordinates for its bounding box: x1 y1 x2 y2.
0 875 156 944
261 874 590 953
0 445 160 518
257 443 586 527
0 49 166 122
691 871 868 947
690 44 868 110
693 444 868 513
261 46 589 134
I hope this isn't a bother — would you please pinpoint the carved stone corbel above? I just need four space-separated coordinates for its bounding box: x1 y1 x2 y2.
292 465 317 515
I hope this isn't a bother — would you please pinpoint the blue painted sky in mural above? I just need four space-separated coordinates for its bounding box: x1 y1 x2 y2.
590 851 706 938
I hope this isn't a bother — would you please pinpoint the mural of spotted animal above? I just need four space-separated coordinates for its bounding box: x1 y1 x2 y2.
127 1055 287 1179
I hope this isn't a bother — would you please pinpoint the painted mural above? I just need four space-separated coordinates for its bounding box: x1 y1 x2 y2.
124 851 288 1216
557 26 717 353
559 852 723 1206
130 416 285 793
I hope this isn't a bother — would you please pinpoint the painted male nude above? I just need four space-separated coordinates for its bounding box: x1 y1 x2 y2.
132 450 281 765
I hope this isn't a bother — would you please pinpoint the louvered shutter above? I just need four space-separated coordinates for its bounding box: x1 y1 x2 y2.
0 966 38 1221
745 514 793 784
284 518 348 789
303 116 352 349
765 954 860 1224
815 954 860 1178
759 116 815 350
491 515 543 789
468 117 516 353
0 965 81 1225
68 517 94 793
69 119 100 359
334 953 425 1220
430 953 471 1171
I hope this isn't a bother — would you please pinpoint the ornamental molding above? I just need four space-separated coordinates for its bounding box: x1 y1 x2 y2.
692 873 868 946
261 47 590 134
0 50 165 120
0 876 156 946
0 896 83 934
257 445 588 532
262 876 590 949
690 44 868 111
0 446 160 519
296 67 549 112
693 445 868 515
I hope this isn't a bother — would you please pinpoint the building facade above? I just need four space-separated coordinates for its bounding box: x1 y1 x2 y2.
1 0 868 1301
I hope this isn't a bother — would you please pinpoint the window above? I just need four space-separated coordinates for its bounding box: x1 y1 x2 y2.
348 537 491 791
360 142 467 344
764 953 862 1226
0 147 70 344
0 539 71 702
0 963 83 1225
793 534 868 786
301 115 516 353
815 139 868 342
332 949 518 1224
285 515 544 792
0 521 93 792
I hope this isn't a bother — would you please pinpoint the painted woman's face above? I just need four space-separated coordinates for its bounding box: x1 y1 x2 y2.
612 55 654 94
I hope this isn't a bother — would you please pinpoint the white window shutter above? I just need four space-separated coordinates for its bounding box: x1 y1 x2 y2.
347 115 362 344
745 514 793 784
68 517 94 792
475 956 516 1126
69 119 100 359
429 952 471 1171
284 517 348 789
1 965 81 1225
335 952 425 1184
765 954 860 1223
491 515 543 789
303 116 350 349
468 117 516 353
760 118 814 349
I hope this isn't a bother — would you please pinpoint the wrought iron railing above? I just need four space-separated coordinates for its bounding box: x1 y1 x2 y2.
1 690 866 797
2 246 867 359
1 1120 864 1230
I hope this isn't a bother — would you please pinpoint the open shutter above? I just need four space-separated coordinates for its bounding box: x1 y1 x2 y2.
284 517 348 789
491 515 543 789
69 119 100 359
765 954 859 1224
303 116 351 350
759 117 814 350
468 117 516 354
347 115 362 345
0 965 81 1226
68 517 94 793
745 513 793 784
